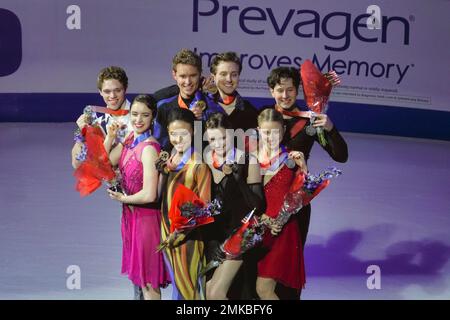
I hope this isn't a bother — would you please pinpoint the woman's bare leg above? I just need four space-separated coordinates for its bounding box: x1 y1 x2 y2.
256 277 279 300
207 260 243 300
142 285 161 300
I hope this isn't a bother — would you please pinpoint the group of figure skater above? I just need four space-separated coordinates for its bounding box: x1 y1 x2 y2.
71 49 348 300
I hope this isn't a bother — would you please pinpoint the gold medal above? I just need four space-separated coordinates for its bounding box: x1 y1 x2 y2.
222 164 233 175
196 100 206 111
159 151 170 162
205 84 218 95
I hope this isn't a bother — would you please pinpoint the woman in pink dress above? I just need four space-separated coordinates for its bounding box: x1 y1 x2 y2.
256 108 308 300
105 94 170 300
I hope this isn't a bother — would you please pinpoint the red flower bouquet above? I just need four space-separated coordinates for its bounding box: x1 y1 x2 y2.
157 184 221 251
200 167 342 276
300 59 341 146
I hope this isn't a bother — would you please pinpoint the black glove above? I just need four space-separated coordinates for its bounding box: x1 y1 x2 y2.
231 155 266 216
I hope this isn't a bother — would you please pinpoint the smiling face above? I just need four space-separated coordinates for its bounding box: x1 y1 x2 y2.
99 79 126 110
206 127 233 156
130 101 153 135
212 61 240 96
168 120 193 153
258 120 285 152
172 64 201 99
270 77 298 110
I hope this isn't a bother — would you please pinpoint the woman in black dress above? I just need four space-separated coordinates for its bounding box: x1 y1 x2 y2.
203 113 266 300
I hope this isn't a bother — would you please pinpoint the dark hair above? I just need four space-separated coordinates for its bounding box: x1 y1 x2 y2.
257 108 284 127
97 66 128 90
266 67 300 91
210 51 242 75
167 108 195 130
172 48 202 74
131 94 157 118
205 112 233 130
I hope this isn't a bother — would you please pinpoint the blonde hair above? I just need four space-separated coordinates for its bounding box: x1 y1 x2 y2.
257 108 284 127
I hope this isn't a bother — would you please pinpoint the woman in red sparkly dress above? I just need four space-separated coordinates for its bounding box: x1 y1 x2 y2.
256 108 308 300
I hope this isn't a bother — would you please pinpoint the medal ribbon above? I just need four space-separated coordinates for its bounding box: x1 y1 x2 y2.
274 104 312 119
217 91 237 105
177 91 203 110
212 148 236 171
167 147 194 172
89 105 129 116
274 105 312 139
127 131 151 149
206 91 244 114
260 145 289 172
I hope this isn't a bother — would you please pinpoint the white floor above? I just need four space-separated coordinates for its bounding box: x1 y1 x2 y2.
0 123 449 300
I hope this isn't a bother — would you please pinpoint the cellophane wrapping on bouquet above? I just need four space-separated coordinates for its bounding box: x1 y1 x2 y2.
300 59 340 146
199 167 342 276
157 183 221 251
